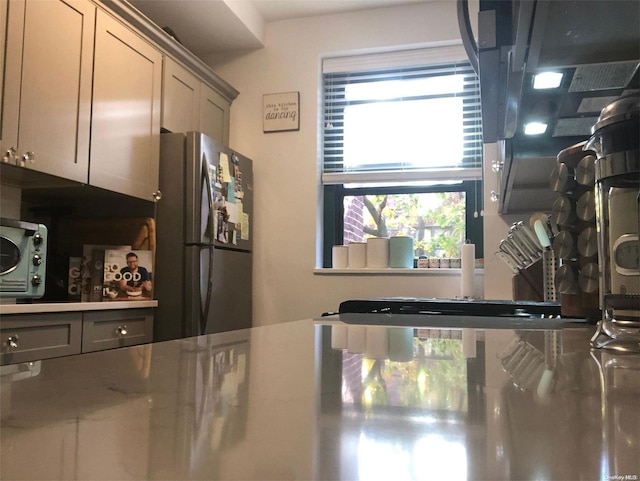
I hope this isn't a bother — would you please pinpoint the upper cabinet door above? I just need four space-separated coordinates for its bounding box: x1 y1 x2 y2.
90 10 162 201
0 0 7 126
162 57 201 133
1 0 94 182
200 83 230 146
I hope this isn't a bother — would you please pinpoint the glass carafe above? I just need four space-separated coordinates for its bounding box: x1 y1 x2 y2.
587 93 640 352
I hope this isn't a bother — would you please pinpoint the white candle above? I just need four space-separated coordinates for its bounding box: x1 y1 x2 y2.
347 242 366 269
366 237 389 268
332 245 348 268
461 242 475 298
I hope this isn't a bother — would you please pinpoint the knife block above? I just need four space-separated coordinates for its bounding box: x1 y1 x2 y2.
559 292 600 322
512 256 600 321
512 259 544 301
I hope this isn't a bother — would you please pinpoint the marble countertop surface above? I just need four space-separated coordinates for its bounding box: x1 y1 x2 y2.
1 315 638 480
0 300 157 314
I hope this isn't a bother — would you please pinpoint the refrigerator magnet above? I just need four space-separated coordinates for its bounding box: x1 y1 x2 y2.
219 152 232 182
241 213 250 241
226 202 239 224
217 210 229 243
228 177 235 203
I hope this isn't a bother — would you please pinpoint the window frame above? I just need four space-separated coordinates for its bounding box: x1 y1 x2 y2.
322 181 483 268
320 46 484 269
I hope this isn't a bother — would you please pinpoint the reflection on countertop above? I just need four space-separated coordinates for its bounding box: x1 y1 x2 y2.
1 317 638 480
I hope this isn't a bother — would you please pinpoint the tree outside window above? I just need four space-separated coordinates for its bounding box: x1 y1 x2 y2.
344 191 466 258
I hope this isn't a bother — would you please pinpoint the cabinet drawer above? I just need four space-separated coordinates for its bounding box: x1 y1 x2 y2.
82 309 153 353
1 313 82 365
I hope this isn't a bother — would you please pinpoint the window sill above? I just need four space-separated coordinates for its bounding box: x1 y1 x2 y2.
314 268 483 276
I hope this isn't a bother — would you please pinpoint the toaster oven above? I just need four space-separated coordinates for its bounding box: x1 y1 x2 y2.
0 218 48 299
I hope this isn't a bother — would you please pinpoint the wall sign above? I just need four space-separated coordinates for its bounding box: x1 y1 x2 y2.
263 92 300 133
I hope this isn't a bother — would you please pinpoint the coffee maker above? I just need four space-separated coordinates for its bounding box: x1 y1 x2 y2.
587 92 640 352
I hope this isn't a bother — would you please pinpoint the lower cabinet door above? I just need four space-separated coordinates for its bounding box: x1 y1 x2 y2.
1 313 82 365
82 309 153 353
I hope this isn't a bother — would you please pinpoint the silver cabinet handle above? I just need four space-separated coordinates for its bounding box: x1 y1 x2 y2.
152 190 162 202
7 335 19 350
20 151 35 166
3 147 18 164
116 325 128 337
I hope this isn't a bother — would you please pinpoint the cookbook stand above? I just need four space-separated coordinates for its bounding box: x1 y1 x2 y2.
70 217 156 258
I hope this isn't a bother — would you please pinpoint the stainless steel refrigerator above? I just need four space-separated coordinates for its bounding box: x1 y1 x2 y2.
154 132 253 341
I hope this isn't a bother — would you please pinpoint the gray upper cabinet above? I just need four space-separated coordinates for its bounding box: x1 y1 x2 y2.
162 57 201 134
0 0 7 131
90 9 162 201
1 0 95 183
162 56 231 145
200 83 231 146
1 0 237 199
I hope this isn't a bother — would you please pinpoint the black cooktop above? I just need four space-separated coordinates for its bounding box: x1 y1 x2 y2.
335 298 591 329
339 298 563 318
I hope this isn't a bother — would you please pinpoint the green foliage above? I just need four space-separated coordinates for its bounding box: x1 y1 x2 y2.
356 191 466 257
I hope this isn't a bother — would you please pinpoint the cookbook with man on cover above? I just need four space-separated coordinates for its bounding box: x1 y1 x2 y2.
102 249 153 301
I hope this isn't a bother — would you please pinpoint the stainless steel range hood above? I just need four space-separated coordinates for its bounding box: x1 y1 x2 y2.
459 0 640 214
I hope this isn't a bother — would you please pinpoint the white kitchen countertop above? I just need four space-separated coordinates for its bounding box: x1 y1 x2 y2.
0 300 157 314
1 315 637 480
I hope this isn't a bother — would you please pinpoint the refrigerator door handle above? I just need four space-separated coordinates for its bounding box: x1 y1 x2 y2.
200 160 216 334
201 246 215 335
202 157 216 244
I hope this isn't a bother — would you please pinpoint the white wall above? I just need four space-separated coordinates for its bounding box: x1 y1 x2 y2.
207 1 496 327
482 143 520 300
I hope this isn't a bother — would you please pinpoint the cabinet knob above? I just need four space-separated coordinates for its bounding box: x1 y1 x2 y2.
6 335 19 350
490 190 500 202
20 151 35 167
152 190 162 202
3 147 18 164
116 325 128 337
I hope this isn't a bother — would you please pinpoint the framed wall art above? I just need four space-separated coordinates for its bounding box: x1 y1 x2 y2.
263 91 300 133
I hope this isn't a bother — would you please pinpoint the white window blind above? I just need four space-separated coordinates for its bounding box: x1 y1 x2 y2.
322 45 483 185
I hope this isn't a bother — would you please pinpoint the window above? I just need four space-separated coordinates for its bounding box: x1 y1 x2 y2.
321 45 484 267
